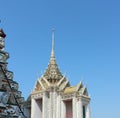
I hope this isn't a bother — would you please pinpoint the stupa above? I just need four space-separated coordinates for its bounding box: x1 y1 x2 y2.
0 28 25 118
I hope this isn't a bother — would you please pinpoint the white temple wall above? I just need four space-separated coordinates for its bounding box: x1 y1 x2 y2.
31 93 90 118
61 100 66 118
86 103 90 118
31 98 42 118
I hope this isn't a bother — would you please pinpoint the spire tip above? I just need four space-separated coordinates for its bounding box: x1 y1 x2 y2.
51 28 55 58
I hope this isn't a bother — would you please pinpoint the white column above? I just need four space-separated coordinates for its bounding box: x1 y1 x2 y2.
72 97 77 118
56 94 61 118
53 91 57 118
61 100 66 118
31 98 41 118
49 91 53 118
47 95 50 118
86 103 90 118
76 100 79 118
77 99 83 118
31 98 35 118
43 92 48 118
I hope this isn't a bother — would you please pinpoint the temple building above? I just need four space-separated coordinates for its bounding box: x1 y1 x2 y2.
30 30 91 118
0 27 91 118
0 29 25 118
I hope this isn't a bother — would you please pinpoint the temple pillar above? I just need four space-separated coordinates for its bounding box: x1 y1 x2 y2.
86 103 90 118
56 94 61 118
61 100 66 118
31 98 35 118
53 91 57 118
77 99 83 118
49 91 53 118
43 92 48 118
72 97 77 118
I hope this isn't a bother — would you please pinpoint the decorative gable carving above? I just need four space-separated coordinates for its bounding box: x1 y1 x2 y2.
34 81 43 91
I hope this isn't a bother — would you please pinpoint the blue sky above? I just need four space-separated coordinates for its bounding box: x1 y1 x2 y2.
0 0 120 118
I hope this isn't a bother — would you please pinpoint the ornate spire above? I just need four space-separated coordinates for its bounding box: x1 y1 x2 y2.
43 29 63 82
